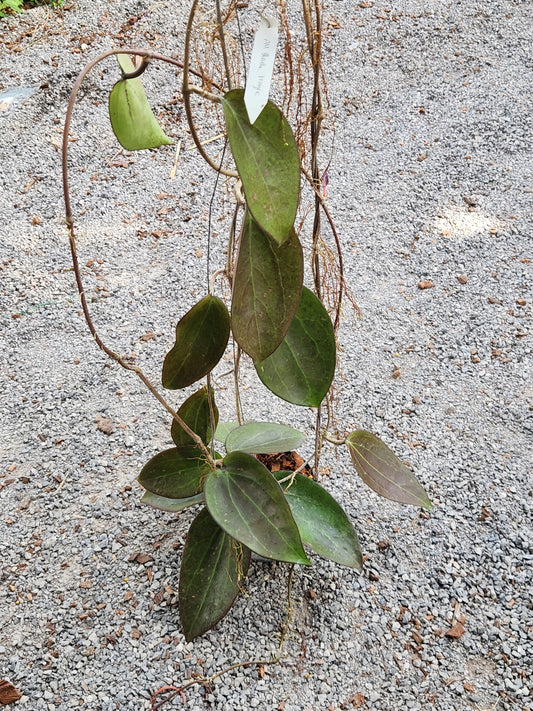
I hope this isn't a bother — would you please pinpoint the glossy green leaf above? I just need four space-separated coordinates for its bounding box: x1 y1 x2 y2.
138 446 211 499
255 286 336 406
274 472 362 569
108 54 172 151
204 451 310 565
225 422 304 454
171 387 218 447
214 421 240 444
232 210 303 361
222 88 300 244
179 508 250 641
140 490 204 512
346 431 432 510
162 295 230 390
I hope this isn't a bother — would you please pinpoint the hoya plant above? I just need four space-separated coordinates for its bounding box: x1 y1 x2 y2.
62 1 431 642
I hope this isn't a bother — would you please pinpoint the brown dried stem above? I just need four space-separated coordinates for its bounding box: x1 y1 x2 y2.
216 0 233 89
302 0 324 299
183 0 238 177
301 166 345 331
61 47 216 467
149 565 295 710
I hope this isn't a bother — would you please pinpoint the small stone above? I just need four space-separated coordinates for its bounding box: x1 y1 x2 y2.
95 415 115 435
457 274 468 284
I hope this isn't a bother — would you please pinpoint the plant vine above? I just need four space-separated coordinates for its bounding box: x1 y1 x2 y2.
62 1 431 697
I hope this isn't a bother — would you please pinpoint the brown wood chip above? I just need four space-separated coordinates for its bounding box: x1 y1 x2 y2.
0 680 22 705
418 280 435 289
140 331 156 342
412 630 423 645
136 553 154 565
445 621 465 638
342 692 365 708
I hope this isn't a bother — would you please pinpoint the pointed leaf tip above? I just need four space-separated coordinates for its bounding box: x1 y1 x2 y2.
179 508 250 640
162 295 230 390
275 472 362 569
346 431 431 510
171 387 218 447
255 286 336 406
140 490 204 513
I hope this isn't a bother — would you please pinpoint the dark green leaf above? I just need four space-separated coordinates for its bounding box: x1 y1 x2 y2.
222 88 300 244
140 490 204 512
225 422 304 454
255 286 336 406
138 446 211 499
162 295 230 390
232 210 303 361
214 421 240 444
179 508 250 641
171 387 218 447
204 452 310 565
108 54 172 151
274 472 362 569
346 431 431 510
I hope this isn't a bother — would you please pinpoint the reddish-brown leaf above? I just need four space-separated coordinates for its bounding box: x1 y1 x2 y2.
135 553 154 565
446 621 465 638
0 680 22 704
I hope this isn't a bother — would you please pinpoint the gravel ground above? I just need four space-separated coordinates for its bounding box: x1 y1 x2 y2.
1 1 532 710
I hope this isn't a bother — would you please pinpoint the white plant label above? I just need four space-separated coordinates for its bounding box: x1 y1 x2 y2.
244 14 279 124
